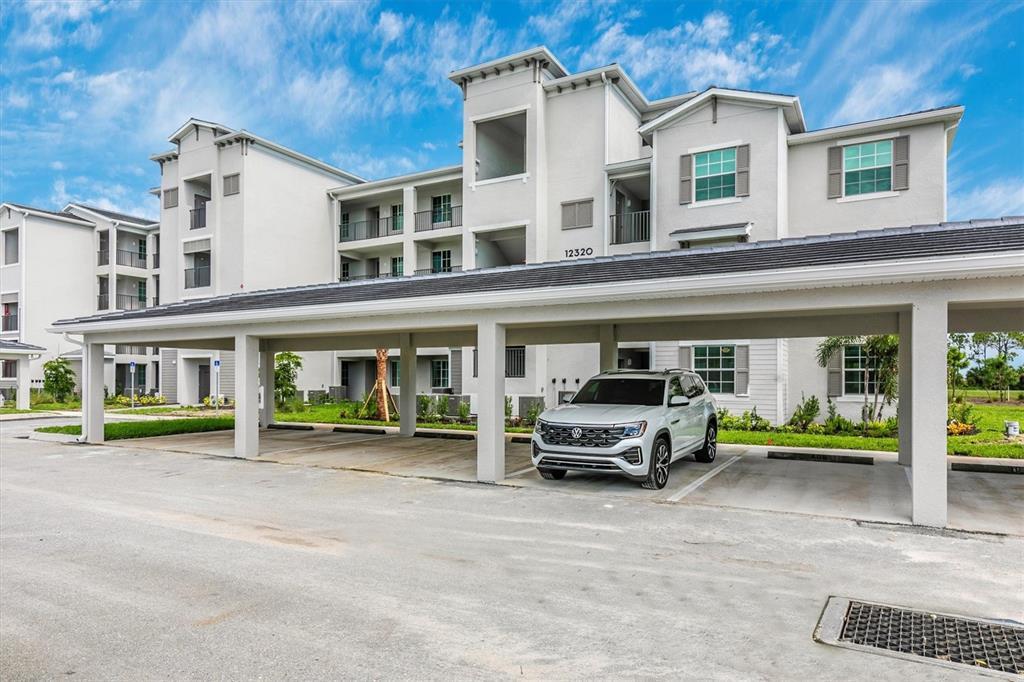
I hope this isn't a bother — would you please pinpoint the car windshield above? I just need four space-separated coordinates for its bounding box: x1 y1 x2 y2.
571 378 665 406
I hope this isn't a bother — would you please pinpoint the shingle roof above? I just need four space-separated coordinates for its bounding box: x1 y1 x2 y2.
54 218 1024 327
0 339 46 352
3 202 91 223
70 204 157 226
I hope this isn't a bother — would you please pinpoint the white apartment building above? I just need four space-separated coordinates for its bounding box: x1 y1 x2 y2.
0 202 160 398
325 47 961 422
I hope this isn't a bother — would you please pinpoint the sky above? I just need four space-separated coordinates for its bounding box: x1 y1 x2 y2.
1 0 1022 223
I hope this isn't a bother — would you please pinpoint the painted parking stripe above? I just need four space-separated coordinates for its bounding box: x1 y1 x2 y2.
666 456 742 502
506 466 537 478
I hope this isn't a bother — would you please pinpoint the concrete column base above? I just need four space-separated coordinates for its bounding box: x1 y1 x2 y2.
476 320 506 482
235 335 260 458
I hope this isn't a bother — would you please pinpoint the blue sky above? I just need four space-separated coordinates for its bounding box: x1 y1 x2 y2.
2 0 1022 222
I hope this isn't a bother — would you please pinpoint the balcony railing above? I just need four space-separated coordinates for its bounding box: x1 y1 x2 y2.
97 294 109 310
116 249 147 269
184 266 211 289
152 252 160 269
609 210 651 245
115 294 148 311
338 216 403 243
115 344 148 355
1 314 17 332
414 205 462 232
97 249 109 266
414 265 463 276
190 205 207 230
339 271 397 282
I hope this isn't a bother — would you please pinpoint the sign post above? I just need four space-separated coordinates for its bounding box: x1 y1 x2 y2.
213 359 221 413
129 361 136 410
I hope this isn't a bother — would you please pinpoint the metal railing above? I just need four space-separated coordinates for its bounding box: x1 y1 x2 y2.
609 210 651 244
339 271 396 282
97 294 109 310
190 205 207 230
414 205 462 232
115 294 148 311
116 249 147 269
506 346 526 378
184 266 211 289
0 314 17 332
115 344 148 355
152 252 160 269
413 265 462 276
97 249 109 266
338 216 404 243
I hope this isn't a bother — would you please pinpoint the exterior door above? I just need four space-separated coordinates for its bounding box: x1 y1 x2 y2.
681 375 706 443
198 363 211 402
667 377 689 449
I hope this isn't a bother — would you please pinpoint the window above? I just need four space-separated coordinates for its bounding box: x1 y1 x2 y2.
431 358 449 389
431 195 452 224
390 256 403 277
389 359 400 387
137 281 147 303
572 378 665 407
843 140 892 196
2 302 18 331
475 111 527 181
694 148 737 202
843 345 879 395
505 346 526 378
162 188 178 209
138 238 147 257
694 345 735 393
391 204 403 231
339 212 350 240
1 359 15 379
340 261 350 281
340 361 350 387
561 199 593 230
223 173 240 196
3 229 19 264
431 249 452 273
668 377 684 401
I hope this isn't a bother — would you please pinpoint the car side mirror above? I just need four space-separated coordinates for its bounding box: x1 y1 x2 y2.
561 392 576 403
669 395 690 407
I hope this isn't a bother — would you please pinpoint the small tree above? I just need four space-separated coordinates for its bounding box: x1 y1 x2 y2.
274 352 303 405
816 335 898 422
42 356 76 403
946 340 970 401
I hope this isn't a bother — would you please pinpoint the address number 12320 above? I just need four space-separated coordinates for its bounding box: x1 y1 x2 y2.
564 247 594 258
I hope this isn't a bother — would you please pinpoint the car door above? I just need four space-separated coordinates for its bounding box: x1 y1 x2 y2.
666 377 689 449
681 375 706 444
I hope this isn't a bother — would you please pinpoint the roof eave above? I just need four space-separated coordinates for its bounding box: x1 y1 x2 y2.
448 46 568 83
327 165 463 197
788 106 965 146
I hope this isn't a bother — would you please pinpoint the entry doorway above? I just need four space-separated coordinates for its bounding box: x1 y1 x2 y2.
198 363 211 402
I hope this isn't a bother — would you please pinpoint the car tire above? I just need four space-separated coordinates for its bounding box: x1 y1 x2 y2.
538 468 566 480
695 423 717 463
642 437 671 490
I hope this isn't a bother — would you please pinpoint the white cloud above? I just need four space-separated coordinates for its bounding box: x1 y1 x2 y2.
829 65 953 125
7 91 30 108
47 176 156 220
959 63 981 79
949 178 1024 221
50 161 66 170
375 11 410 44
7 0 114 50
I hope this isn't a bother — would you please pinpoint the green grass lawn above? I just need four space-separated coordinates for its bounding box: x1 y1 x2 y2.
36 417 235 440
274 403 534 433
0 407 35 414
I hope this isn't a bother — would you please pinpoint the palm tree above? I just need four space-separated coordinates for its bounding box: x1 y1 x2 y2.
816 335 899 422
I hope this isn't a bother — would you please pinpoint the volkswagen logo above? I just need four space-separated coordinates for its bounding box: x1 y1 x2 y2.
570 427 583 439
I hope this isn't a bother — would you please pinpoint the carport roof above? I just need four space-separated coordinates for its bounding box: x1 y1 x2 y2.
52 217 1024 327
0 339 46 353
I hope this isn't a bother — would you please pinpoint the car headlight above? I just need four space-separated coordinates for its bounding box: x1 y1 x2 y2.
620 421 646 437
534 418 547 433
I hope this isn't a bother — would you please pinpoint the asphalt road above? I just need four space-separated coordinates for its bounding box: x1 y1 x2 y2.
2 419 1021 680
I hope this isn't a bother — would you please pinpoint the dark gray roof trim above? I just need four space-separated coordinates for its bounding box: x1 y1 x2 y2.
0 339 46 352
670 222 751 236
72 204 157 226
54 218 1024 327
5 202 89 223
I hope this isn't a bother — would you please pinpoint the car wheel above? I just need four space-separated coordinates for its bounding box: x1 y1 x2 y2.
642 437 671 490
539 468 566 480
695 423 717 463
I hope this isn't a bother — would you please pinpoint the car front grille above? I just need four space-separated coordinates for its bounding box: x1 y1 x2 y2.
538 422 627 448
538 456 622 471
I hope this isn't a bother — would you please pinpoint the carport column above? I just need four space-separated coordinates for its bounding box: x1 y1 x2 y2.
598 324 617 372
83 342 105 443
259 349 275 428
908 298 948 527
234 334 259 458
16 357 30 410
897 310 912 467
399 333 417 436
476 320 506 482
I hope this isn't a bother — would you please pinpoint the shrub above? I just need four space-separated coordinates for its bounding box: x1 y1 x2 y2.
740 407 771 432
42 357 76 403
947 421 978 436
504 395 513 421
432 396 448 422
359 391 379 419
309 391 332 405
417 394 432 417
823 398 856 434
788 393 820 432
947 401 976 427
457 400 471 422
201 394 230 408
524 400 542 426
30 389 55 407
863 420 895 438
716 407 741 430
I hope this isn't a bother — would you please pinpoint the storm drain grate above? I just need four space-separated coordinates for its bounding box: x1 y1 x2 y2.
816 597 1023 677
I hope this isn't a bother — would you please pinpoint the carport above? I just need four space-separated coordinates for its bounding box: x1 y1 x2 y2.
0 339 45 409
50 219 1024 527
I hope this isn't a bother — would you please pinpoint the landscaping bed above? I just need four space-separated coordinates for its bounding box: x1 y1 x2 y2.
35 417 235 441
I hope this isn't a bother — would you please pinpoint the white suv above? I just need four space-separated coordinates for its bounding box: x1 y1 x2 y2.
531 370 718 489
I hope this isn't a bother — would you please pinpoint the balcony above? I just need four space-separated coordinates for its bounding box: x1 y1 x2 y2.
610 211 651 245
116 249 147 269
115 294 148 311
415 206 462 232
97 294 109 310
339 272 397 282
97 249 109 266
190 205 207 230
184 266 211 289
1 314 17 332
414 265 463 276
338 216 403 243
115 344 148 355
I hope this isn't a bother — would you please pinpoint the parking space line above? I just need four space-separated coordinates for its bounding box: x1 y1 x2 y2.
506 466 536 478
666 456 742 502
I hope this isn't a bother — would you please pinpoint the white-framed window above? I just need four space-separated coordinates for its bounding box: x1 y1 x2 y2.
3 229 18 265
843 140 892 196
843 344 879 395
431 249 452 274
339 261 350 281
390 256 403 277
389 359 400 387
223 173 240 196
431 358 449 389
391 204 403 231
431 195 452 224
694 148 737 202
162 188 178 209
561 199 593 229
693 345 735 394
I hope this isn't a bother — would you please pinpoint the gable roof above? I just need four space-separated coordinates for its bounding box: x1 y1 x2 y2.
1 202 95 227
638 87 806 140
449 46 568 83
543 64 699 115
64 204 157 228
0 339 46 354
52 218 1024 328
168 118 235 143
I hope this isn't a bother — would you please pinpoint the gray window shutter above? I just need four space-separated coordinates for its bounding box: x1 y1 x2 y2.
679 154 692 205
827 351 843 397
827 147 842 199
578 200 593 228
183 238 211 254
734 345 749 395
735 144 750 197
892 136 909 190
678 346 691 370
163 188 178 208
561 203 575 229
